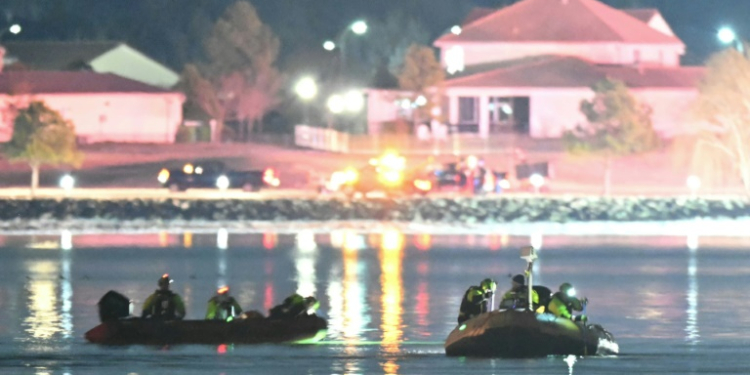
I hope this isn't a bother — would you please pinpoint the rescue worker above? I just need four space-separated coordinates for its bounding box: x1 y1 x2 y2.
141 274 186 320
548 282 588 322
269 293 319 319
499 274 540 310
205 285 243 321
457 278 496 324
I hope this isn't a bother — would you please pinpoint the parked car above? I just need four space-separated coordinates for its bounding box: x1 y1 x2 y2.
157 160 280 192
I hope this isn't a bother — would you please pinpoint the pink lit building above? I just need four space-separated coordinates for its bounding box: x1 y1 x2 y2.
368 0 704 139
0 57 184 144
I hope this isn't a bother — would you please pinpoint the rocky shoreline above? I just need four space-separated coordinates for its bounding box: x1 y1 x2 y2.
1 197 749 231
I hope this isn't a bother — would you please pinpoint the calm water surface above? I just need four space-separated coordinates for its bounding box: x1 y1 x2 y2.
1 230 749 374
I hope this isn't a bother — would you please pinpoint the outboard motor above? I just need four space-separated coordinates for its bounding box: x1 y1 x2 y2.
98 290 132 323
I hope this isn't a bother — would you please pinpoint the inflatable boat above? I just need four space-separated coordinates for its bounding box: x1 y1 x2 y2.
444 308 618 358
84 290 327 345
446 246 618 358
85 315 327 345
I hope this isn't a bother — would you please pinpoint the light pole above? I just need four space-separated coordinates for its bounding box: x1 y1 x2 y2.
717 26 745 54
294 77 318 125
323 20 368 79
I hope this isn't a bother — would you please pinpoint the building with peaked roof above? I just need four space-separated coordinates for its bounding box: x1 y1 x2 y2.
365 0 703 139
436 0 702 139
1 41 180 89
0 70 184 144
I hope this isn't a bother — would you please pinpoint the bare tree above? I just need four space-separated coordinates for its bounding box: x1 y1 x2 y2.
691 49 750 193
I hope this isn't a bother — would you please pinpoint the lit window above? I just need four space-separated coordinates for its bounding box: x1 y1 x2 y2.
445 46 465 74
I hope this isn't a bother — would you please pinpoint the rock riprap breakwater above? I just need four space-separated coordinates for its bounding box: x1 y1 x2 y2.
0 197 749 223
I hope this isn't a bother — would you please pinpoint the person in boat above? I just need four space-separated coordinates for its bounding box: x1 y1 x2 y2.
269 294 320 319
499 274 540 311
548 282 588 322
141 274 186 320
457 278 497 324
205 285 243 321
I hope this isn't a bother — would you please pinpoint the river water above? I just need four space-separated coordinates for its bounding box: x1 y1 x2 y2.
1 228 749 374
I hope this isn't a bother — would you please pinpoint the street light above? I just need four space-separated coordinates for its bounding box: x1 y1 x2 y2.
343 90 364 113
351 20 368 35
717 26 744 53
0 23 21 39
294 77 318 125
326 20 368 79
327 94 345 115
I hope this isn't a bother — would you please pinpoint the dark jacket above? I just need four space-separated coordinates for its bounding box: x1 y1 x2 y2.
457 286 487 324
142 290 186 320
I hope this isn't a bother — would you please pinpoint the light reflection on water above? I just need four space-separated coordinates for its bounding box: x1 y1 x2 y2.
4 230 750 374
380 229 404 375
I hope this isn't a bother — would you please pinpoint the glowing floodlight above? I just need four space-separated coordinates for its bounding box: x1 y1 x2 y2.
351 20 368 35
327 94 345 114
294 77 318 100
8 24 21 35
216 175 230 190
59 174 75 191
450 25 462 35
344 90 364 113
529 173 545 193
323 40 336 51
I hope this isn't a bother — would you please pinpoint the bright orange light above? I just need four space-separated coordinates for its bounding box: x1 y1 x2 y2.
414 234 431 251
382 230 404 253
157 168 170 184
343 167 359 183
263 168 280 187
162 273 170 278
158 231 169 247
378 170 403 187
183 163 194 174
379 151 406 171
217 286 229 294
380 229 403 374
263 233 278 250
414 179 432 192
183 232 193 248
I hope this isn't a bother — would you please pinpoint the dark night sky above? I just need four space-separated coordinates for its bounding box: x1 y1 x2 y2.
0 0 746 69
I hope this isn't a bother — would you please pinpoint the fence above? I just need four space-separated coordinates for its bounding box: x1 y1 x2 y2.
293 125 563 156
294 125 350 153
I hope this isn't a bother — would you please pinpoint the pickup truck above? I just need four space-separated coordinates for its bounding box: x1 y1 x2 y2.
157 160 280 192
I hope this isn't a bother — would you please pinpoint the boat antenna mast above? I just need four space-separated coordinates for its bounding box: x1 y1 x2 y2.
520 246 537 312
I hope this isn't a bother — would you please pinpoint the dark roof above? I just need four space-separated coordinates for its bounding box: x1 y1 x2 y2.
462 8 495 26
444 56 703 89
2 41 121 70
623 8 659 23
436 0 682 45
0 71 171 94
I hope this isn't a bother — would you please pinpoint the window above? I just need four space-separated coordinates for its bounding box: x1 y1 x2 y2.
445 46 465 75
458 97 477 124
